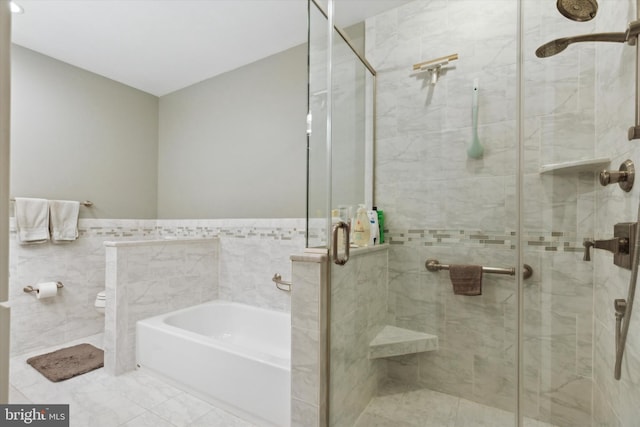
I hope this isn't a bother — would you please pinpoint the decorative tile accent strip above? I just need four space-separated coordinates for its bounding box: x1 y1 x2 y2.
385 229 590 252
11 217 589 252
10 218 308 241
156 225 306 241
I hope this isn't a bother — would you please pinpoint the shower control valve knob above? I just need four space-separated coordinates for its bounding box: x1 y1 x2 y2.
599 160 634 192
583 237 629 262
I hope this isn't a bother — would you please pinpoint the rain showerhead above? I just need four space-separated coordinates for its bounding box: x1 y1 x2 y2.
535 32 628 58
557 0 598 22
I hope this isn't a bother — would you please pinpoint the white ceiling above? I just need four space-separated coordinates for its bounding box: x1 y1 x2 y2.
11 0 409 97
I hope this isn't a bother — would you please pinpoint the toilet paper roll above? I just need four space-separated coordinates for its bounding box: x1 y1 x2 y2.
35 281 58 299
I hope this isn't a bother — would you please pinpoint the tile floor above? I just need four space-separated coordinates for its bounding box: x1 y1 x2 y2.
355 382 559 427
9 334 255 427
10 334 559 427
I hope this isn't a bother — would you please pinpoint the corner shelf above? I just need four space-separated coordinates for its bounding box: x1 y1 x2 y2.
539 158 610 175
368 325 438 359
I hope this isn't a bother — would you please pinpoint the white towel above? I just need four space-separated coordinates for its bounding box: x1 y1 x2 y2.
14 197 50 244
49 200 80 242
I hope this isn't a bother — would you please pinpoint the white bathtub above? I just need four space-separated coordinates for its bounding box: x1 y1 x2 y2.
136 300 291 426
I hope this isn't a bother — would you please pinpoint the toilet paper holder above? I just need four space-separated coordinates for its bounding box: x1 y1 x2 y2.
23 281 64 294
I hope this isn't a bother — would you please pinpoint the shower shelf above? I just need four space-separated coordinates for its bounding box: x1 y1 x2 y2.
368 325 438 359
539 157 610 175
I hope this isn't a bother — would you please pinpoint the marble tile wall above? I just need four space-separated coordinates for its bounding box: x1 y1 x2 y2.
290 253 327 427
290 246 389 427
104 238 219 375
592 1 640 426
8 219 157 357
155 218 305 313
329 246 389 427
366 1 598 425
9 218 304 358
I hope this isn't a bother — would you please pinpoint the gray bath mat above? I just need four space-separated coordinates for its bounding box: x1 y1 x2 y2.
26 343 104 382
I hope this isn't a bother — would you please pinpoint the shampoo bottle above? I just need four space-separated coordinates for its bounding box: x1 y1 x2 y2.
368 209 379 245
373 206 384 244
352 204 371 247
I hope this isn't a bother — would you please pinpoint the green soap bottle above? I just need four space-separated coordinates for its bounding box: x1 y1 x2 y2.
373 206 384 244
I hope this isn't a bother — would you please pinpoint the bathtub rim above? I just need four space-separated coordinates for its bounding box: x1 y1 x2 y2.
136 299 291 370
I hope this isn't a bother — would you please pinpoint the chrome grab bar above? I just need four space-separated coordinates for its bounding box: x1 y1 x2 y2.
425 259 533 280
272 273 291 292
332 221 350 265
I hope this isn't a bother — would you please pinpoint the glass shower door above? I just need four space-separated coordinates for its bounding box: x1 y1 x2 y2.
314 0 640 426
307 1 377 424
306 0 373 251
369 0 521 423
307 0 329 249
326 19 377 427
520 0 598 424
327 0 522 425
523 0 640 425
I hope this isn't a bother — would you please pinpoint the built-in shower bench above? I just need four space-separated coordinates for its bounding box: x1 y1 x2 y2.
368 325 438 359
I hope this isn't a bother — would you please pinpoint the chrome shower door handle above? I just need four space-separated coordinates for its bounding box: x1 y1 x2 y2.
332 221 350 266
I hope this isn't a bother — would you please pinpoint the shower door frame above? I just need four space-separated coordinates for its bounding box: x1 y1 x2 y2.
515 0 525 425
309 0 536 426
308 0 378 424
316 1 529 427
306 0 376 251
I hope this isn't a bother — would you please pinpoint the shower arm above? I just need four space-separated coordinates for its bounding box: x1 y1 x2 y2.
536 20 640 140
536 19 640 58
547 21 640 139
561 20 640 48
568 32 629 44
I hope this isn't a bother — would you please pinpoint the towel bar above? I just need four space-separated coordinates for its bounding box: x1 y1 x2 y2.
11 198 93 207
425 259 533 280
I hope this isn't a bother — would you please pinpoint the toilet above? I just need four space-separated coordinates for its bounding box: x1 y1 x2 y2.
94 291 106 315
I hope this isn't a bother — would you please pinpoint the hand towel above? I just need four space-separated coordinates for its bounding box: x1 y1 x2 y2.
14 197 50 244
449 264 483 296
49 200 80 242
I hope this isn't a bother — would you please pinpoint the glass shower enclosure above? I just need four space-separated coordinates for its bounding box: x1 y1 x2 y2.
306 0 640 426
306 0 373 250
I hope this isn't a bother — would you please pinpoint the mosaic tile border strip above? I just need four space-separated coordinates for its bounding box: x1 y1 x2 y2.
78 226 157 239
385 229 589 252
9 218 590 251
9 219 308 241
155 225 306 241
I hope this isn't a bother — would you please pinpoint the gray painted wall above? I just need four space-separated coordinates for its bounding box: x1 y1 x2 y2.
11 42 307 220
11 45 159 219
157 43 307 219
